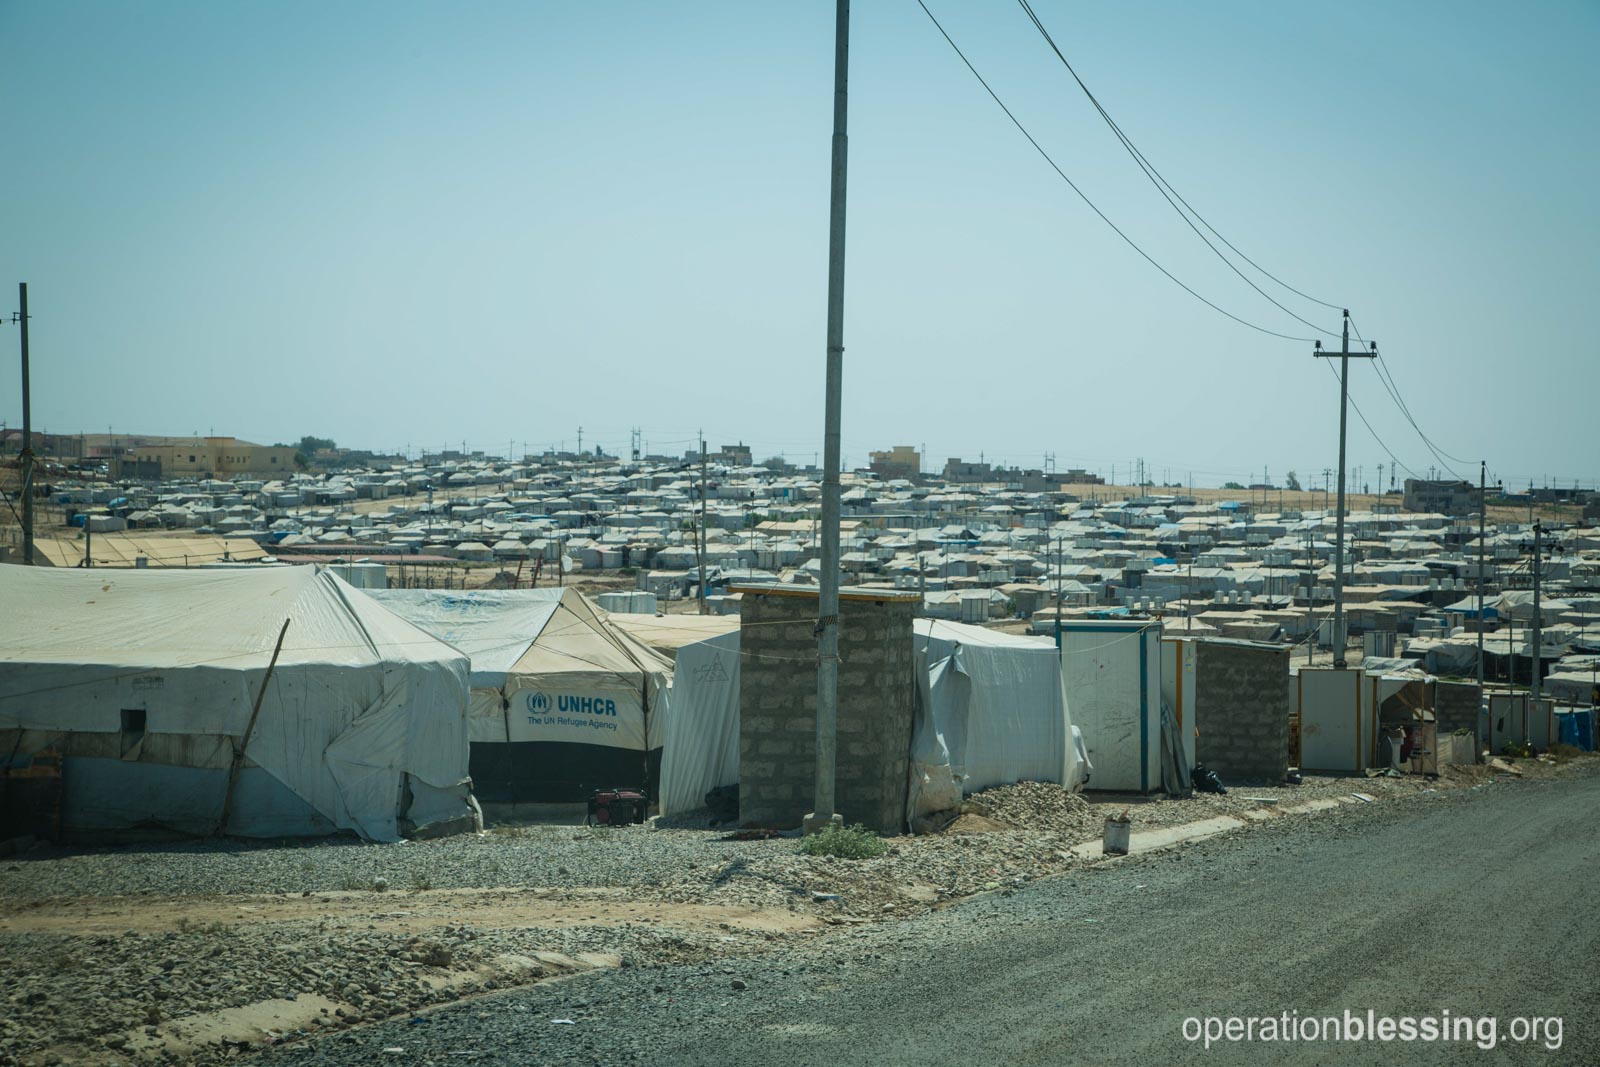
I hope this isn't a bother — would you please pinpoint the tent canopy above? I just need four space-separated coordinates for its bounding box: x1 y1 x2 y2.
0 565 471 841
369 588 673 804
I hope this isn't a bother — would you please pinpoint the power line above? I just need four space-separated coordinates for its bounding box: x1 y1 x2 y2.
1014 0 1343 335
1318 360 1421 482
914 0 1323 344
1345 316 1470 479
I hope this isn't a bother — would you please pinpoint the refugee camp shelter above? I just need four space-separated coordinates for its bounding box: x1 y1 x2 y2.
369 588 671 811
658 616 1090 823
909 619 1087 821
0 565 472 842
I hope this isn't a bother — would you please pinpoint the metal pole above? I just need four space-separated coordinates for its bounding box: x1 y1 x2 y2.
698 431 708 614
1531 520 1542 702
19 283 34 565
808 0 849 835
1476 461 1486 727
1054 534 1063 647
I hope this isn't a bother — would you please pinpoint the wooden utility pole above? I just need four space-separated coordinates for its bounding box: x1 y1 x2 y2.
1312 311 1377 668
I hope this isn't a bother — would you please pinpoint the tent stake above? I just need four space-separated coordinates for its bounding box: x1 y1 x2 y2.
217 618 292 834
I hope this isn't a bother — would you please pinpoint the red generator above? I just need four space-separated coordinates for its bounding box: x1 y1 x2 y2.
586 788 647 827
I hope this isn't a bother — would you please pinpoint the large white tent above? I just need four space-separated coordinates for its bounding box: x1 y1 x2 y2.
369 588 671 807
0 565 471 842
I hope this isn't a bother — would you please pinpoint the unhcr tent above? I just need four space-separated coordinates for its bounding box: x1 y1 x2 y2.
0 565 471 842
369 588 671 807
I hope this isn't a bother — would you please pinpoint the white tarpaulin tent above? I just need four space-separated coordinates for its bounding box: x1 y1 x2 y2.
657 632 741 817
369 588 671 806
909 619 1086 821
0 565 471 842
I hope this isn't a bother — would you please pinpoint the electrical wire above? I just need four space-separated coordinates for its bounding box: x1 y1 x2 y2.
1014 0 1343 333
1318 360 1422 482
1346 315 1473 477
914 0 1323 344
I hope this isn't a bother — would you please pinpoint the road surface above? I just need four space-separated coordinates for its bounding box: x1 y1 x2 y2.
262 763 1600 1065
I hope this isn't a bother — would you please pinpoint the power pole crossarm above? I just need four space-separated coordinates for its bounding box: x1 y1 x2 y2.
1311 311 1377 669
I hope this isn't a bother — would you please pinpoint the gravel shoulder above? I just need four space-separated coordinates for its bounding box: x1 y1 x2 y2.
249 755 1600 1067
1 755 1589 1065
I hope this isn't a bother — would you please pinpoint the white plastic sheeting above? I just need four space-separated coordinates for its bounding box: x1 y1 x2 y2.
0 566 471 841
657 632 741 816
660 618 1088 825
908 620 1085 821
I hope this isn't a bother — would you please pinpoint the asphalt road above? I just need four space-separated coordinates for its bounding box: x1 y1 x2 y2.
263 765 1600 1066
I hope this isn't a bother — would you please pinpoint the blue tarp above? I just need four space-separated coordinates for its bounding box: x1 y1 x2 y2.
1557 709 1594 752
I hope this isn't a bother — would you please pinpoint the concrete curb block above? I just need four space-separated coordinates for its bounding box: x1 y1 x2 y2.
1070 796 1358 862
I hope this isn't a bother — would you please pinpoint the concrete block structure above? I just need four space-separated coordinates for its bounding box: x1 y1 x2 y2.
1434 680 1481 741
1193 638 1290 784
734 584 918 833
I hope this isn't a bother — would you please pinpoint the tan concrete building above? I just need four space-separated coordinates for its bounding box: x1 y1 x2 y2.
869 444 921 482
115 437 297 480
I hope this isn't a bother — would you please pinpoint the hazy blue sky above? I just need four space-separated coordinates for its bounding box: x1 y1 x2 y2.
3 1 1595 489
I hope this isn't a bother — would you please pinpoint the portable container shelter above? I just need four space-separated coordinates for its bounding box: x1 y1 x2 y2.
369 588 671 809
1296 666 1372 773
1060 619 1163 792
0 565 471 842
1489 692 1529 752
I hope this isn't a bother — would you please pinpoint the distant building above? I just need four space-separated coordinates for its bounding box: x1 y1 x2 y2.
869 445 921 482
1060 468 1105 485
685 443 752 466
115 437 297 480
1403 478 1476 516
1585 494 1600 523
943 458 992 482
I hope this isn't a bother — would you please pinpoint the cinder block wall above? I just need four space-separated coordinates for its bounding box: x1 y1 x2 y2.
1194 639 1289 784
738 591 916 833
1434 681 1480 740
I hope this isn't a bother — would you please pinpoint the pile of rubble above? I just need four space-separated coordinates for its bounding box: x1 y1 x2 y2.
963 781 1101 839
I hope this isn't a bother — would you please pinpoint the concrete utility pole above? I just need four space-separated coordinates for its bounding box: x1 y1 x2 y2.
15 284 35 565
1312 311 1377 669
807 0 849 837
